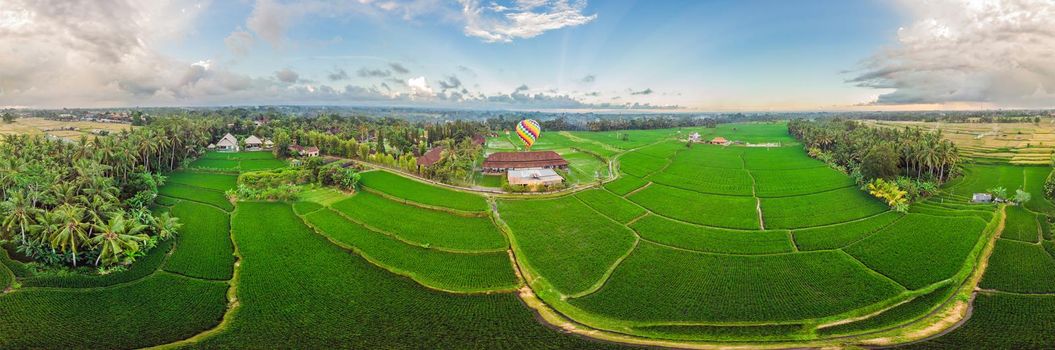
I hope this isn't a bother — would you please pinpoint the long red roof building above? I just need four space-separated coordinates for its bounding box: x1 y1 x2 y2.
481 151 568 174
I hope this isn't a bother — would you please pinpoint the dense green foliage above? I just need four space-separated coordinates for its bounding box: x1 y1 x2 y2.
163 201 234 280
980 239 1055 293
331 192 506 252
359 170 488 212
629 183 760 229
792 212 902 251
303 209 517 292
570 243 903 323
631 215 792 254
19 239 173 288
844 214 986 289
188 201 617 349
499 197 636 295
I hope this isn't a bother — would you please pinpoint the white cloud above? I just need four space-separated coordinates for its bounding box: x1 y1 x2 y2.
407 76 435 97
850 0 1055 107
275 68 300 83
224 28 254 56
460 0 596 43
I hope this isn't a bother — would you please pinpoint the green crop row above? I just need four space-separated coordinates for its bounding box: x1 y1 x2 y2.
844 214 987 290
980 239 1055 293
202 151 277 160
629 183 760 229
903 294 1055 349
575 188 646 224
0 273 228 349
569 243 904 323
330 191 506 252
499 196 637 296
303 209 517 292
158 183 233 211
741 146 826 170
631 214 792 254
1002 205 1040 243
751 167 854 197
604 174 649 195
165 170 238 192
189 201 616 349
818 284 956 336
618 152 669 178
163 201 235 280
359 170 488 212
792 212 903 251
762 187 888 229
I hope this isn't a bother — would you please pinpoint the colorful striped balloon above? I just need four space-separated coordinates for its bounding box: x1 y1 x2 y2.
515 119 542 150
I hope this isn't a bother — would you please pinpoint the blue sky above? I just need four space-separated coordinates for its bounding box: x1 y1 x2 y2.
2 0 1053 110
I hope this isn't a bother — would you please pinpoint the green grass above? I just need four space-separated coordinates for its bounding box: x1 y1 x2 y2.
631 214 793 254
575 189 646 224
163 201 234 280
569 243 904 323
618 152 669 178
629 183 760 229
904 294 1055 349
761 187 888 229
499 197 637 296
477 174 503 188
1022 166 1055 214
632 323 805 341
818 284 957 336
293 201 323 215
189 152 286 172
1002 205 1040 243
303 209 517 292
651 165 754 196
359 170 488 212
604 174 649 195
165 171 238 192
793 212 903 251
567 129 678 150
203 150 276 160
844 214 987 290
741 146 826 170
945 164 1025 199
239 158 287 171
0 273 228 349
297 187 346 206
188 201 618 349
331 192 506 252
188 158 240 171
19 239 174 288
980 239 1055 293
158 183 233 211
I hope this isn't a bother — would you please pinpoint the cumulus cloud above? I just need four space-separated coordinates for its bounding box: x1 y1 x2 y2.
630 88 653 95
850 0 1055 106
460 0 597 43
407 76 435 97
274 68 300 83
438 76 463 90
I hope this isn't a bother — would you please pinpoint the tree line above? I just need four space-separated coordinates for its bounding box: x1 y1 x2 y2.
0 117 220 269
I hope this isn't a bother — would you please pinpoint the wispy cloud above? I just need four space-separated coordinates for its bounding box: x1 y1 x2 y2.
460 0 597 43
630 88 653 95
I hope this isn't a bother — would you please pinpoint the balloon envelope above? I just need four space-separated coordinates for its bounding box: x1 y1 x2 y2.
516 119 541 149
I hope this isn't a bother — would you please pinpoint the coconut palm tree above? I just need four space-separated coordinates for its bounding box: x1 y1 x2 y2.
1 191 40 242
151 212 181 240
90 214 148 266
49 204 89 267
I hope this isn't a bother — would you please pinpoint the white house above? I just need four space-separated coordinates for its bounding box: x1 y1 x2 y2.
507 167 564 187
244 135 263 150
216 133 239 152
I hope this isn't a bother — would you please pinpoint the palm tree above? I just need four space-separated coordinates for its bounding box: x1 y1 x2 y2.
1 191 39 242
49 204 89 267
151 212 181 240
90 215 148 266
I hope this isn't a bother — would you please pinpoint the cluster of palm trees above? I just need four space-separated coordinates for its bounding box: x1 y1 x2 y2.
0 117 215 268
789 119 961 183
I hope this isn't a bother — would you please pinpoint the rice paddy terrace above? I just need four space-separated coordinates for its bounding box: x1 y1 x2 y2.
2 123 1053 349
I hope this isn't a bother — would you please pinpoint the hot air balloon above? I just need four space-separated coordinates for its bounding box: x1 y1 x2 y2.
515 119 542 150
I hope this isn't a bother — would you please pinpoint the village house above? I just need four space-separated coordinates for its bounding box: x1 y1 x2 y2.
263 139 274 149
244 135 263 150
288 145 320 157
507 167 564 187
416 146 445 172
215 133 239 152
972 193 994 203
688 132 701 142
481 151 569 174
709 136 729 145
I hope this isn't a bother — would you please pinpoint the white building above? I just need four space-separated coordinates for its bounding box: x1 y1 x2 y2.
216 133 239 152
507 167 564 187
244 135 263 150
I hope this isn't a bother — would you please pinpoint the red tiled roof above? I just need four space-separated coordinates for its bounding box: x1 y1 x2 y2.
472 135 486 145
417 146 445 167
482 151 568 169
